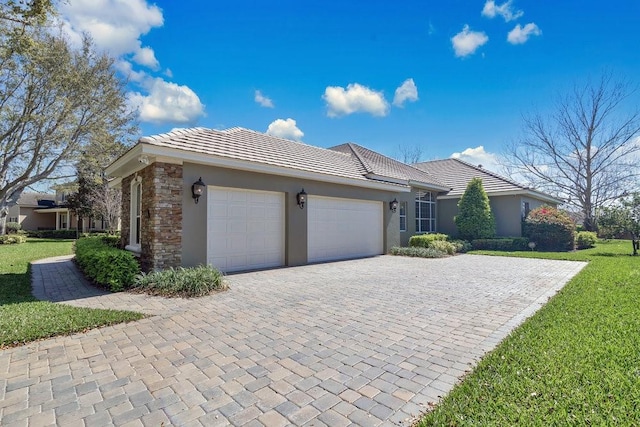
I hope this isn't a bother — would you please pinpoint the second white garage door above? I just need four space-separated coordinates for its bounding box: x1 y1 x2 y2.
307 195 383 263
207 187 285 273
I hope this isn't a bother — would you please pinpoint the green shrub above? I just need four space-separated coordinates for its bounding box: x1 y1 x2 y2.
523 206 576 251
449 239 473 253
390 246 448 258
428 240 457 255
132 265 228 297
5 222 21 234
75 236 139 292
409 233 448 248
0 234 27 244
472 237 530 251
455 177 496 240
26 229 78 239
576 231 598 249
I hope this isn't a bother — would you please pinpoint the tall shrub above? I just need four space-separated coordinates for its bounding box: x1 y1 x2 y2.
455 178 496 240
523 206 576 251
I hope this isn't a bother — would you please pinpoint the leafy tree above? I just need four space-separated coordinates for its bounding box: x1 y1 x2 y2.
455 177 496 240
0 21 136 234
504 72 640 231
597 194 640 255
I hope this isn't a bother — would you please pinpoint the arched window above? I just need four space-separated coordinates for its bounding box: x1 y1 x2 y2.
127 177 142 252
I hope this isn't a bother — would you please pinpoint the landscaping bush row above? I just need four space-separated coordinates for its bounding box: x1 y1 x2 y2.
74 236 139 292
132 266 228 298
0 234 27 244
471 237 530 251
390 246 449 258
25 229 78 239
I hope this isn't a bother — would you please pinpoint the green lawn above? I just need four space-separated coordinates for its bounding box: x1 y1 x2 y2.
417 240 640 426
0 239 144 348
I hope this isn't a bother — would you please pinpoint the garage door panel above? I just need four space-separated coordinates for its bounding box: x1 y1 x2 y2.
207 187 285 273
308 196 383 263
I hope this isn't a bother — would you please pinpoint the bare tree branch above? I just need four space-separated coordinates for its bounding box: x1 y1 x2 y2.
504 72 640 230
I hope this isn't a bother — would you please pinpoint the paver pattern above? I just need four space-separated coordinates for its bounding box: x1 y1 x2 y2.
1 254 586 426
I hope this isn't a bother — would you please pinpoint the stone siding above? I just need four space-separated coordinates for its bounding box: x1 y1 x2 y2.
121 163 183 272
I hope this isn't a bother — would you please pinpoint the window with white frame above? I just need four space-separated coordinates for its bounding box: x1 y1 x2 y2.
59 212 68 230
399 201 407 232
415 191 436 233
129 178 142 250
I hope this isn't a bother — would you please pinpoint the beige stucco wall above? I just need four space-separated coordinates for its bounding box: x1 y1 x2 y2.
181 162 402 268
18 207 56 230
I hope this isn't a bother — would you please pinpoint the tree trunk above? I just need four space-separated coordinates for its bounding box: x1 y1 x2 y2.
0 204 8 235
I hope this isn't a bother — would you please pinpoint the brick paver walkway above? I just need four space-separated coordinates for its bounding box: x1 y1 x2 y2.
0 254 586 426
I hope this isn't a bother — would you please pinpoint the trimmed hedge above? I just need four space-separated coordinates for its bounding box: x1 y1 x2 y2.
390 246 449 258
472 237 530 251
576 231 598 249
0 234 27 244
75 236 140 292
26 229 78 239
409 233 449 247
524 206 576 251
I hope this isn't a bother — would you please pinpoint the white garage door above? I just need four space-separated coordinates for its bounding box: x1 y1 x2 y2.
207 187 285 273
307 195 383 263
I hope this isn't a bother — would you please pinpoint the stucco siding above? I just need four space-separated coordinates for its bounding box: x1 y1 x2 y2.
182 162 402 269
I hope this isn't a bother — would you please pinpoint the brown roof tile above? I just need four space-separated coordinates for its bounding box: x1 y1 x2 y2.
413 158 531 196
330 143 449 190
140 127 377 183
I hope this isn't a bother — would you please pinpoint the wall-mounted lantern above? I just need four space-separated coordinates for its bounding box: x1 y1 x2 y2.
389 198 399 212
296 188 307 210
192 177 205 204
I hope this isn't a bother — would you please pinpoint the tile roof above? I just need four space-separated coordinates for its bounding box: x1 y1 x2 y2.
329 143 450 189
413 158 531 196
140 127 378 184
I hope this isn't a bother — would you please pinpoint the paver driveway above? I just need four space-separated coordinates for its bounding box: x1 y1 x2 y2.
1 254 585 426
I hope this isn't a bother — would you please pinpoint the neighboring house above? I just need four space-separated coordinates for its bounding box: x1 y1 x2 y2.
413 158 563 237
7 191 112 232
105 127 450 273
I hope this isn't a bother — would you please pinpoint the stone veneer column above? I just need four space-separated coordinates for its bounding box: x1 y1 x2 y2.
120 175 132 250
140 162 183 271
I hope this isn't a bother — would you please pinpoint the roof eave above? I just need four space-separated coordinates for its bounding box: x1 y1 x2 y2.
408 180 452 192
437 189 563 203
107 144 411 193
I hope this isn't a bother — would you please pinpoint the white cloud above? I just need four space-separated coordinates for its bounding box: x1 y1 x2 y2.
255 90 275 108
393 79 419 107
451 25 489 58
451 146 502 173
128 78 205 125
58 0 164 70
266 118 304 141
114 60 148 83
507 23 542 44
323 83 389 117
481 0 524 22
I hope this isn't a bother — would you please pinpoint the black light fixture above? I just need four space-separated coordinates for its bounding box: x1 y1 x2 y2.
389 198 399 212
296 188 307 209
191 177 205 204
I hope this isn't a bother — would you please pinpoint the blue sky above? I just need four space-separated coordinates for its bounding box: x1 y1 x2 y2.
58 0 640 172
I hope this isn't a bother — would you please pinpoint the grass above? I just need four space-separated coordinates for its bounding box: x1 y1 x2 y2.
416 240 640 426
132 265 228 297
0 238 144 348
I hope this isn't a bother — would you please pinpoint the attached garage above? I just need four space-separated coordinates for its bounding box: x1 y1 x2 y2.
307 195 383 263
207 186 285 273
